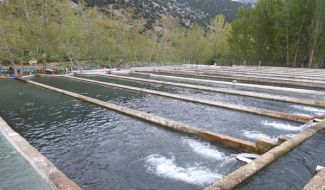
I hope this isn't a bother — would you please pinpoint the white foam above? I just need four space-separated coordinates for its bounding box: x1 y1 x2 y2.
219 156 237 168
286 134 297 138
262 121 302 131
242 130 275 140
291 105 325 115
182 138 225 160
145 154 222 186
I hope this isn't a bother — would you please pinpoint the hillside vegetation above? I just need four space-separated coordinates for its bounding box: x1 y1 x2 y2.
229 0 325 68
0 0 324 68
0 0 231 67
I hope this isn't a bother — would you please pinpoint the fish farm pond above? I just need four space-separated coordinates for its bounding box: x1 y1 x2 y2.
0 65 324 190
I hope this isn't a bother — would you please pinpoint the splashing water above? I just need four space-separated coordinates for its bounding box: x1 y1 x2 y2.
145 154 222 186
262 121 302 131
291 105 325 115
182 138 226 160
242 130 275 140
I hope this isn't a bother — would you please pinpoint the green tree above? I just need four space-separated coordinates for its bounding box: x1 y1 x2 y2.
228 7 256 62
178 25 211 64
228 0 325 68
208 15 232 64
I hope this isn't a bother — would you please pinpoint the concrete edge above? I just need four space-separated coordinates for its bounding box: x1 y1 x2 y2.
303 168 325 190
136 72 325 96
204 120 325 190
194 69 325 80
154 70 325 89
21 79 258 153
63 75 312 123
37 74 74 77
187 69 325 84
0 117 82 190
39 72 325 97
98 74 325 108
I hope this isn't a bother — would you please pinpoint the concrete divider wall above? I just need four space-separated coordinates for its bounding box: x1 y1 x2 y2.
0 117 81 190
23 79 258 153
9 72 323 190
204 120 325 190
187 67 325 80
197 71 325 84
99 74 325 108
63 75 313 123
152 70 325 89
198 70 325 81
205 66 325 77
136 72 325 96
303 168 325 190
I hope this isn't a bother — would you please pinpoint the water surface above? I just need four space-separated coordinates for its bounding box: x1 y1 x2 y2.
131 73 325 101
0 133 52 190
34 77 304 141
80 75 325 116
0 80 241 190
237 130 325 190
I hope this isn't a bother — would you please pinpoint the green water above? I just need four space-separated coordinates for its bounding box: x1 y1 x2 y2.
0 133 52 190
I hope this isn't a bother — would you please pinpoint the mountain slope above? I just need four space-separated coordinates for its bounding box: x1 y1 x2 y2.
232 0 256 3
83 0 248 27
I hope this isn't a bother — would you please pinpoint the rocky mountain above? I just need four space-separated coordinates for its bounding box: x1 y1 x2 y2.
81 0 251 28
232 0 256 4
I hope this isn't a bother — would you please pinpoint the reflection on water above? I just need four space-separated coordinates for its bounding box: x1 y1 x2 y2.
33 76 303 141
82 75 325 116
0 80 241 190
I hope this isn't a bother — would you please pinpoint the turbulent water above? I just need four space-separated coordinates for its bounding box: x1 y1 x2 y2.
145 154 223 186
290 105 325 116
1 76 322 190
242 130 276 141
237 130 325 190
0 80 241 190
33 76 304 141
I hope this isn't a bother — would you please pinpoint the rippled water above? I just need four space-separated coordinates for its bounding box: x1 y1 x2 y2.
130 73 325 101
80 75 325 116
237 130 325 190
0 80 242 190
0 133 52 190
33 76 304 141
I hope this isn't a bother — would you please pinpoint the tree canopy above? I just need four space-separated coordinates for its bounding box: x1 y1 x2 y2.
229 0 325 68
0 0 230 67
0 0 324 68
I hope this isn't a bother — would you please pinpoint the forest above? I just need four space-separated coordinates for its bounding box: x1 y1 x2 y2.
230 0 325 68
0 0 324 68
